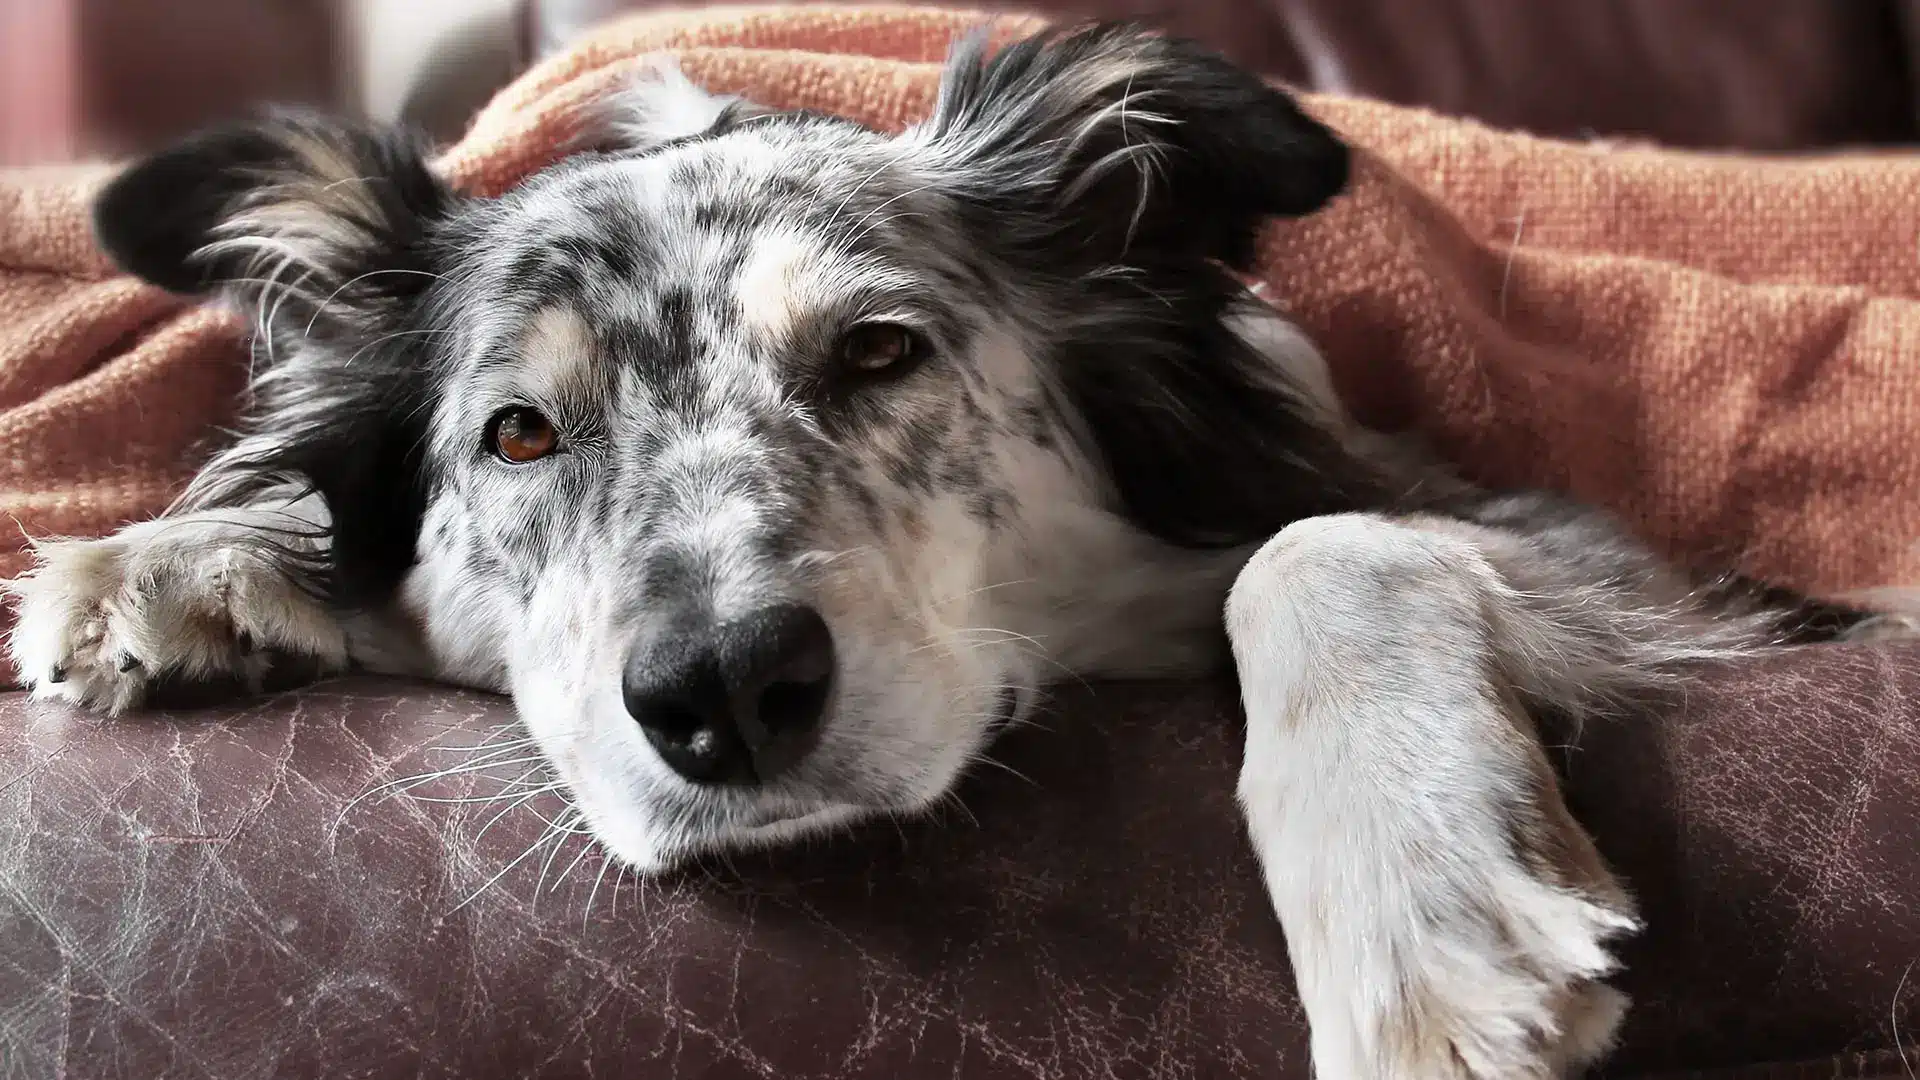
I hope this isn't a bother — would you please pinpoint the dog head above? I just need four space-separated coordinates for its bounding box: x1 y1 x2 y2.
93 25 1362 868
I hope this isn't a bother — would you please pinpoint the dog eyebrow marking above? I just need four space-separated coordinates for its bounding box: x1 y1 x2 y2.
729 225 939 355
515 306 597 405
733 228 826 342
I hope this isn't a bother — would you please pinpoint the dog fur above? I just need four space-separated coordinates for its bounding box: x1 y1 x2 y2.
7 24 1907 1078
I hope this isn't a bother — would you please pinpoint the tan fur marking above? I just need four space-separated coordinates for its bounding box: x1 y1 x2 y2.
518 306 596 404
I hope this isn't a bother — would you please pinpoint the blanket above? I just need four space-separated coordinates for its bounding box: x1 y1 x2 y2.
4 3 1918 631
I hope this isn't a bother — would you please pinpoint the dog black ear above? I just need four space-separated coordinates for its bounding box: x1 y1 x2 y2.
96 112 456 608
911 26 1372 549
93 110 454 316
912 23 1348 272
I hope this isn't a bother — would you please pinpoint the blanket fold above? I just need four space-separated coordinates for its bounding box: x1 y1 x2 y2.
2 3 1917 614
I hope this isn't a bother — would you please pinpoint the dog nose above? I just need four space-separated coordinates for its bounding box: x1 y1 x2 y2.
622 604 835 785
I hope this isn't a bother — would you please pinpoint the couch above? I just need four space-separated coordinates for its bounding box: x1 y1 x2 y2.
5 2 1920 1078
5 653 1919 1078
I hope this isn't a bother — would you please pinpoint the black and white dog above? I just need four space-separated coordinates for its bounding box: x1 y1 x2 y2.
8 24 1908 1078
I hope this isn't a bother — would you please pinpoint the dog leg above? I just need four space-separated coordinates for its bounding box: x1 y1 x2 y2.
8 487 356 713
1227 513 1640 1080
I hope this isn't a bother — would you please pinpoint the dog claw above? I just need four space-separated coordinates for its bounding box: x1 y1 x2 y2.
116 653 141 672
47 664 66 684
236 631 255 656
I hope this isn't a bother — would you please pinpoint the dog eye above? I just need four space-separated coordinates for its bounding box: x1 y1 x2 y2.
838 323 924 375
487 406 559 463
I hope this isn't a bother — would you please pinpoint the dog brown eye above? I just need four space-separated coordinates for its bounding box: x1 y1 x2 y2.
488 406 559 463
838 323 922 375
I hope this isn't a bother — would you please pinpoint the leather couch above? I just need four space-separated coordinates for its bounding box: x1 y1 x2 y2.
5 653 1919 1078
7 3 1920 1077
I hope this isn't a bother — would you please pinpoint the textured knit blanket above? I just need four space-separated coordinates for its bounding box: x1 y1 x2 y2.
4 3 1919 614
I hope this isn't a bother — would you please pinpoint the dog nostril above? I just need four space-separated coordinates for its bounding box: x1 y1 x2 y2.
622 677 748 785
621 637 743 783
741 604 834 736
649 701 707 738
758 677 830 735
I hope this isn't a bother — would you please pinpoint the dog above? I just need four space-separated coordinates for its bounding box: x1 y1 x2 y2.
8 23 1910 1079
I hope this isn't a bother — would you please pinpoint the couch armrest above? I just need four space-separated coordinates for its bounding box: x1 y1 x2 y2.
1 647 1916 1077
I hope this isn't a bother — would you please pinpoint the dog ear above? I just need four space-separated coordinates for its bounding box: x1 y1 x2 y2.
909 26 1373 549
95 112 454 605
909 24 1348 272
93 110 454 322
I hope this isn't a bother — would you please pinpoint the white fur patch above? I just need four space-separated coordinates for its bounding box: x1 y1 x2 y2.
602 56 737 148
1226 302 1349 428
733 228 826 341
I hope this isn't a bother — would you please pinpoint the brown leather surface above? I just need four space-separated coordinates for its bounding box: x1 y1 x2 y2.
529 0 1919 151
2 646 1916 1078
1577 647 1920 1074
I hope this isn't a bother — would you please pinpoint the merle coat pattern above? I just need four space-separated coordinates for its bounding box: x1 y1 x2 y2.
8 26 1908 1079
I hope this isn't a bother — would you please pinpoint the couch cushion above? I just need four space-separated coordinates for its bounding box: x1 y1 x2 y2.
1 645 1917 1077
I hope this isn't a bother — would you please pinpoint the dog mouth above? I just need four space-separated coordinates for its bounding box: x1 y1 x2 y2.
714 685 1027 835
729 800 860 835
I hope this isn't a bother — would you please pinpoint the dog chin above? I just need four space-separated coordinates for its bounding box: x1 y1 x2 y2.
723 802 877 849
585 797 884 875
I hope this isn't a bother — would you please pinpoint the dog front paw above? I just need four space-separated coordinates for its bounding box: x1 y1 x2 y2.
1299 866 1639 1080
7 522 347 713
